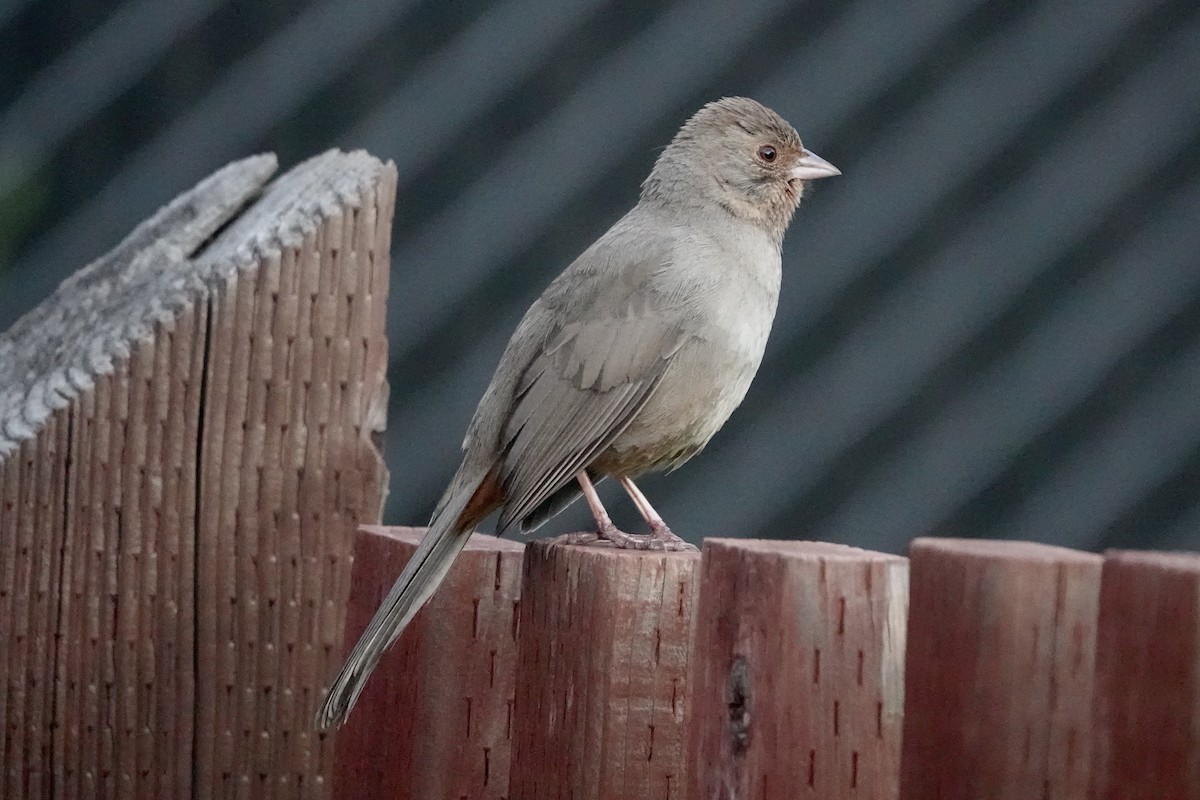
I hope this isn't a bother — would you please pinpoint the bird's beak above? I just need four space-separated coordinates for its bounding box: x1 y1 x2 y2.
789 149 841 181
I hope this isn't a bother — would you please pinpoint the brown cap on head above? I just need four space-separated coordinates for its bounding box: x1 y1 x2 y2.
676 97 802 149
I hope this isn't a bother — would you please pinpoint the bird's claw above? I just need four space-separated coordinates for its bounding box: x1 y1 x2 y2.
623 534 698 552
553 521 698 552
552 531 602 546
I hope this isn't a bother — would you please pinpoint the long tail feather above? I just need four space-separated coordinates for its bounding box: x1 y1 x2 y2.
315 473 488 730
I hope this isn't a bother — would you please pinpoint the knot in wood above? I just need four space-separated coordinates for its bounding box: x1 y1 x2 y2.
726 654 752 757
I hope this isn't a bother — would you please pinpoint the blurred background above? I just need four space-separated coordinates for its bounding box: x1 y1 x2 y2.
2 0 1198 553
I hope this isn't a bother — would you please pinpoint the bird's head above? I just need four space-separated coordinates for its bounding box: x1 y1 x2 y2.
643 96 839 242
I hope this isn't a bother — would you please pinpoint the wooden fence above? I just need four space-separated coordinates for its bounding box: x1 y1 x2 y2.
334 528 1199 800
1 153 393 799
2 153 1197 798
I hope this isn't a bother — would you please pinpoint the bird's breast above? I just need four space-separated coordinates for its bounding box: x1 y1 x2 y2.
602 243 781 476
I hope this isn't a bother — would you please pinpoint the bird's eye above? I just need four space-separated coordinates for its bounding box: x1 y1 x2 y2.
757 145 777 163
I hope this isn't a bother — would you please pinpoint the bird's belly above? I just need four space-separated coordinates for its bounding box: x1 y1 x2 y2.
596 339 761 476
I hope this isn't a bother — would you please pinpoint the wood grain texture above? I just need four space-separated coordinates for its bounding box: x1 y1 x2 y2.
1090 550 1200 800
1 154 275 800
0 149 395 799
900 538 1101 800
509 540 700 800
0 407 69 800
193 151 394 800
332 526 525 800
687 539 907 800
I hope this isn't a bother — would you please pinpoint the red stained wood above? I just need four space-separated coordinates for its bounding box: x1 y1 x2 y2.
900 538 1101 800
1090 550 1200 799
688 539 908 800
509 540 700 800
332 526 525 800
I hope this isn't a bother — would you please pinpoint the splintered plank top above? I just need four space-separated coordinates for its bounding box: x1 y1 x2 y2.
0 150 396 800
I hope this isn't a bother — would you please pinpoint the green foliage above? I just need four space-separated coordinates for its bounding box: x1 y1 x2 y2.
0 169 50 276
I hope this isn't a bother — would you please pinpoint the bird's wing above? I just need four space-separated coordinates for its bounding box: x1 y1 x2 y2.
491 249 689 532
495 313 686 532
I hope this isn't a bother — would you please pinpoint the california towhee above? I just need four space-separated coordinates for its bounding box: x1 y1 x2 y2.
317 97 839 729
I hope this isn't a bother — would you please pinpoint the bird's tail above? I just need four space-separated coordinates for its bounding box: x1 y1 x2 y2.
315 470 496 730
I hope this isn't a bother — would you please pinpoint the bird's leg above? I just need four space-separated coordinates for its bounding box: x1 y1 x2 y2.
618 476 697 552
555 472 697 552
552 472 666 551
552 470 613 545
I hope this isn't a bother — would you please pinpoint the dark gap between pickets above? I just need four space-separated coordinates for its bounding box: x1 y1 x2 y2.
192 294 215 797
48 406 75 782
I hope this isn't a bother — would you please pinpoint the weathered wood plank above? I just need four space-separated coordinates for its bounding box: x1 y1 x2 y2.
688 539 907 800
0 149 395 799
1090 550 1200 799
509 540 700 800
332 526 525 800
900 538 1101 800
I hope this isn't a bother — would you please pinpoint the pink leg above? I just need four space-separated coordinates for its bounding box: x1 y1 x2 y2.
555 472 696 552
619 476 695 551
554 470 618 545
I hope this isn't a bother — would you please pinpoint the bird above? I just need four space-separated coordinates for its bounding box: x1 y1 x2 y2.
316 96 839 729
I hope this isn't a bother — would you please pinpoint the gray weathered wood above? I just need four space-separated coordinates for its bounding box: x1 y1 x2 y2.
0 155 277 456
0 149 395 800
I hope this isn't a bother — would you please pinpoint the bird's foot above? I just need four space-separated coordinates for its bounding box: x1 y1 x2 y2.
554 520 697 552
553 531 602 546
644 520 699 552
